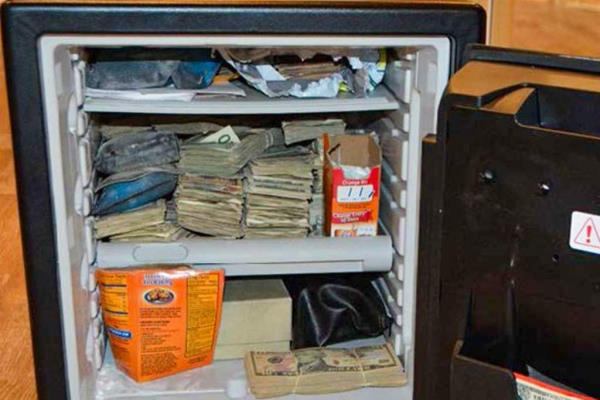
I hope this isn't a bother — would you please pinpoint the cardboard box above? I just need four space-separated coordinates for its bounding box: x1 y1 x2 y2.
324 134 382 237
214 341 290 360
96 265 224 382
215 279 291 360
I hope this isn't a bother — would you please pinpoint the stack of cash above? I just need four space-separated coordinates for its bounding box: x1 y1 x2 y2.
279 119 346 236
95 200 168 240
276 62 344 81
175 125 250 238
98 121 226 140
245 148 316 238
110 222 190 242
282 119 346 145
244 343 407 398
98 125 152 140
108 200 193 242
152 121 224 136
179 127 284 177
175 174 245 238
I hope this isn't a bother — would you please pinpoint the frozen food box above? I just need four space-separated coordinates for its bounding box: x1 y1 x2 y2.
96 265 224 382
215 279 291 360
324 134 382 237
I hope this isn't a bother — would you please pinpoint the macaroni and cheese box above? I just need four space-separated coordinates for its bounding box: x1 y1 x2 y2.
96 265 224 382
324 134 382 237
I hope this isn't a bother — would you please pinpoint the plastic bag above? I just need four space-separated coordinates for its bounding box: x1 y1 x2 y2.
93 167 178 215
86 49 222 90
171 60 222 89
95 131 180 175
87 60 179 90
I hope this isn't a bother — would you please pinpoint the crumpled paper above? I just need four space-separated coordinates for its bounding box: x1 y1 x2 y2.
218 48 386 98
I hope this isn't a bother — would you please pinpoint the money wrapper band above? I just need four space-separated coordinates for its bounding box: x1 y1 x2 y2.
290 347 371 394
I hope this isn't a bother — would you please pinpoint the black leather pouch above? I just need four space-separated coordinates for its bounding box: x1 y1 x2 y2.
285 275 392 349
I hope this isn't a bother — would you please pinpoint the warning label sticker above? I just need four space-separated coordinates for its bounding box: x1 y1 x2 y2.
569 211 600 255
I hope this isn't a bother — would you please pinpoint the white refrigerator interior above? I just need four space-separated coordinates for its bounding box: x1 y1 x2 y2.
38 34 450 400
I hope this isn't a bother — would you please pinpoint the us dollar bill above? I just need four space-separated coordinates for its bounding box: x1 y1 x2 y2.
515 373 590 400
245 343 407 398
197 125 240 144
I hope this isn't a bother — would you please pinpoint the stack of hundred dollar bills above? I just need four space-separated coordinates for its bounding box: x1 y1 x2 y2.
244 343 407 398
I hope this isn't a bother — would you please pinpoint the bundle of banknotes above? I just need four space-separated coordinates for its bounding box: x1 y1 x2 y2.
92 119 345 241
276 62 344 81
175 125 249 238
95 200 191 241
99 121 225 140
179 126 284 177
244 343 407 398
245 147 316 238
282 118 345 145
281 120 341 235
175 174 245 238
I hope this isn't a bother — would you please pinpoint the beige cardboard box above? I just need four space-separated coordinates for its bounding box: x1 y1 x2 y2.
215 279 291 360
214 341 290 361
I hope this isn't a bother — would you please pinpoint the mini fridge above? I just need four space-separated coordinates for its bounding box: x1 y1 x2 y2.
3 3 599 400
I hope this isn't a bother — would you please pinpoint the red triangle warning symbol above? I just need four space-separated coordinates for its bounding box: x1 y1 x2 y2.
574 218 600 249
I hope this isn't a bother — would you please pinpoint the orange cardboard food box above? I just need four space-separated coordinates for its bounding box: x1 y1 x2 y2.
96 265 224 382
324 134 382 237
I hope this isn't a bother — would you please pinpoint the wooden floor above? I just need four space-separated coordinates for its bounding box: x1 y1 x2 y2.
1 0 600 398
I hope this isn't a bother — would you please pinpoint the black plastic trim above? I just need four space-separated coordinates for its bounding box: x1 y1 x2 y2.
2 4 484 400
422 44 600 400
466 44 600 75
